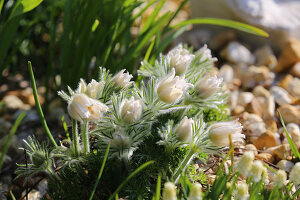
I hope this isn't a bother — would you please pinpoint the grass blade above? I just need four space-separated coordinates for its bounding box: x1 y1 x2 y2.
89 143 110 200
10 190 16 200
278 112 300 160
28 61 57 147
0 0 4 15
0 112 26 171
108 160 155 200
172 18 269 37
155 173 161 200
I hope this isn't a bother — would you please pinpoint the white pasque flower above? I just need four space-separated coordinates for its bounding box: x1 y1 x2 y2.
273 169 287 188
163 182 177 200
76 79 103 99
113 69 133 88
208 120 244 147
197 44 217 63
121 97 142 123
67 93 108 122
248 160 264 182
236 151 254 177
234 183 249 200
168 44 195 75
157 68 189 104
195 75 223 99
176 116 194 142
290 162 300 186
188 183 202 200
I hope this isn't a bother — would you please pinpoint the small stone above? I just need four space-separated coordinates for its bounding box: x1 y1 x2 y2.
253 85 271 98
287 77 300 98
276 160 294 172
253 130 280 150
286 123 300 140
262 96 275 119
270 86 292 106
242 113 266 137
218 64 234 83
242 66 275 88
290 62 300 78
245 97 263 117
233 105 245 115
274 38 300 73
0 119 12 137
238 92 254 107
256 153 274 163
229 90 239 110
24 189 41 200
271 144 291 160
221 41 255 65
3 95 26 110
265 119 278 133
254 45 277 69
277 104 300 125
245 144 258 155
278 74 293 90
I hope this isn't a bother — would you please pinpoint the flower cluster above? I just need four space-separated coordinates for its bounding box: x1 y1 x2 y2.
18 44 245 199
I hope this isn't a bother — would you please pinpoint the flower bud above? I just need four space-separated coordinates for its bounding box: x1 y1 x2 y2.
121 97 142 123
236 151 254 177
157 68 188 104
273 169 287 188
163 182 177 200
176 116 194 142
209 120 244 147
188 183 202 200
168 45 194 75
113 69 133 88
110 132 130 149
86 79 102 99
31 152 46 167
248 160 264 182
234 183 249 200
290 162 300 186
67 94 108 122
76 79 102 99
195 75 222 99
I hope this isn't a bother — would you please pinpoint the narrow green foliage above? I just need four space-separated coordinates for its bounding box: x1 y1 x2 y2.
172 18 269 37
28 61 57 147
10 190 16 200
9 0 44 20
155 174 161 200
89 143 110 200
0 112 26 171
108 161 155 200
279 112 300 160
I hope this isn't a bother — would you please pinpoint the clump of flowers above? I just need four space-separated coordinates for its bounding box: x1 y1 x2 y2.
17 44 245 199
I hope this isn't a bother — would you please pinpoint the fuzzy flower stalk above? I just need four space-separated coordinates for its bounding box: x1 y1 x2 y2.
289 162 300 186
208 120 244 147
236 151 255 177
188 183 202 200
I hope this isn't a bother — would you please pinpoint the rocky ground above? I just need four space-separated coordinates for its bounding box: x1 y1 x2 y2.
1 35 300 199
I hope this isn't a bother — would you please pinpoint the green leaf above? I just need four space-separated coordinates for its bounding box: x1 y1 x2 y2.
0 0 4 15
89 143 110 200
9 0 44 20
278 112 300 160
172 18 269 37
0 112 26 171
108 161 155 200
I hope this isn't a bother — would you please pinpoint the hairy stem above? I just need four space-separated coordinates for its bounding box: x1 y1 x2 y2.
172 148 196 184
72 119 80 156
81 121 90 154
